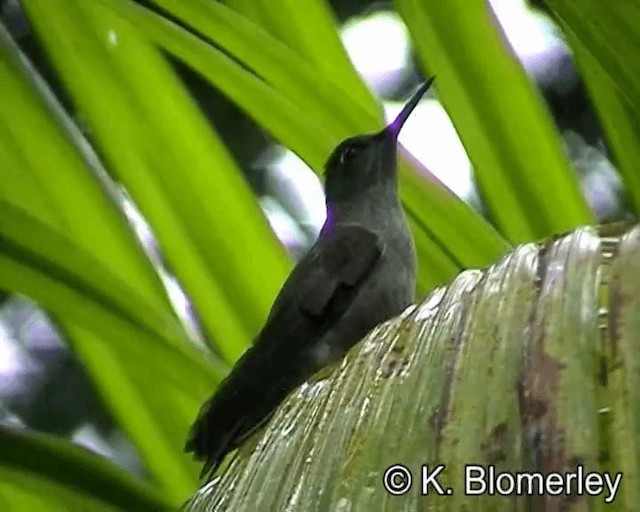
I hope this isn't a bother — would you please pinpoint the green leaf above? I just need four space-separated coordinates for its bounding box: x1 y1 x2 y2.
0 20 170 311
22 0 292 361
0 427 174 512
544 0 640 116
398 154 509 286
0 201 213 372
0 200 222 501
223 0 377 115
396 0 595 242
149 0 380 138
96 0 338 169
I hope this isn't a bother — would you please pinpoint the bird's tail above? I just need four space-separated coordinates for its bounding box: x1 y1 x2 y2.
184 347 302 479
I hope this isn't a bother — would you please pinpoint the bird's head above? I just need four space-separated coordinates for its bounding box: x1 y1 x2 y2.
323 77 435 203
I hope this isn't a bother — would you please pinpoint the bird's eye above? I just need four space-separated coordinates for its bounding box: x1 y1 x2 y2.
339 145 358 165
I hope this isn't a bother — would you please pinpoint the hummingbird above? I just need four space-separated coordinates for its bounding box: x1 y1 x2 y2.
185 78 435 479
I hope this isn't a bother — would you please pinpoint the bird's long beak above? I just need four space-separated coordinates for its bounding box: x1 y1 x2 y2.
386 76 436 139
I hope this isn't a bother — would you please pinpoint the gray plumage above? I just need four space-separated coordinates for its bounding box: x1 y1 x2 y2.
185 78 434 479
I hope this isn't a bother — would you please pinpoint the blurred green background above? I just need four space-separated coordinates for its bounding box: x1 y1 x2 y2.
0 0 638 509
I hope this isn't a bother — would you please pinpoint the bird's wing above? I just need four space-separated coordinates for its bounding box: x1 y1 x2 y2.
185 224 382 478
268 223 382 323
